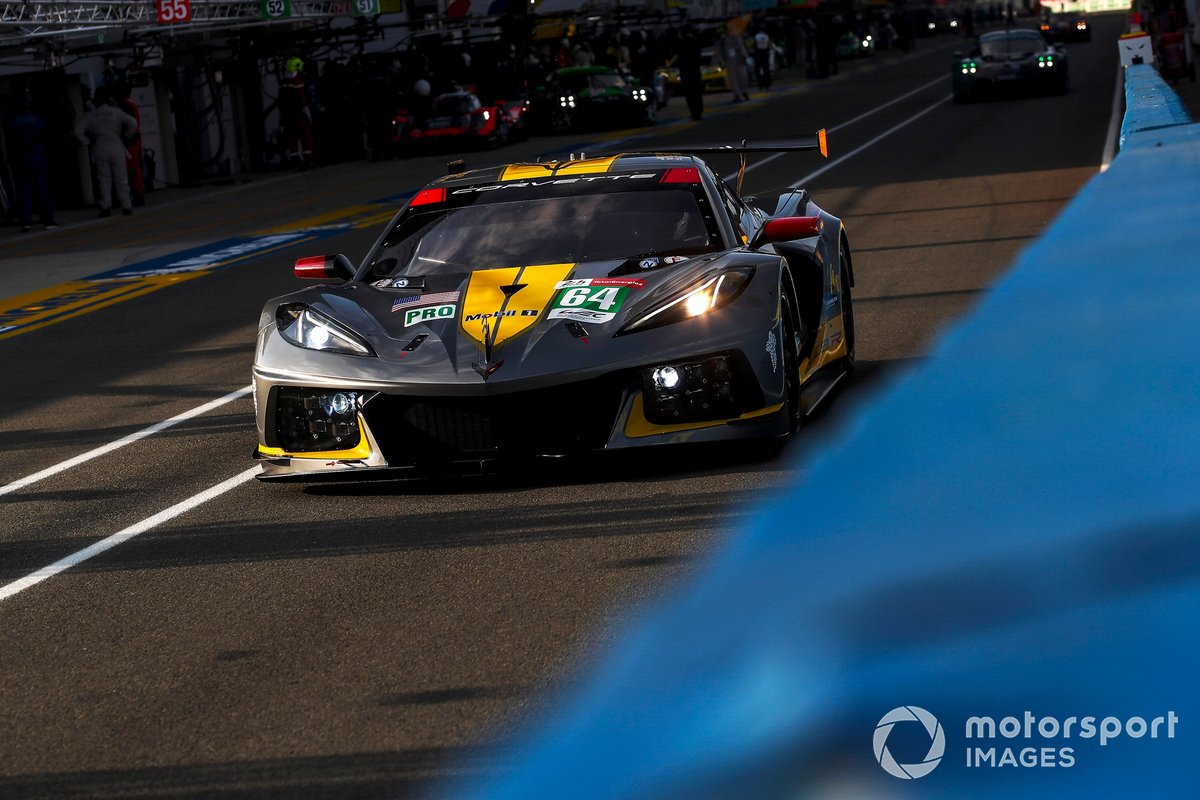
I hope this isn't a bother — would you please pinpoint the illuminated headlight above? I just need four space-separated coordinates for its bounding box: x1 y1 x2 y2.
481 110 490 120
559 95 576 108
928 22 936 29
276 303 375 356
950 19 959 27
640 354 753 424
619 268 753 334
862 39 869 48
271 386 362 452
651 366 680 389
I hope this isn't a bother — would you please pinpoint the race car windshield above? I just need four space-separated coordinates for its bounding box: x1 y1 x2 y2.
433 96 475 116
590 73 627 90
370 189 718 276
980 32 1044 57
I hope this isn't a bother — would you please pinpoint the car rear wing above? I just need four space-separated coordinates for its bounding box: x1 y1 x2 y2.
577 131 829 193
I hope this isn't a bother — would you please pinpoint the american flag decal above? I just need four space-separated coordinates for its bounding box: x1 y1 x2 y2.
391 291 460 313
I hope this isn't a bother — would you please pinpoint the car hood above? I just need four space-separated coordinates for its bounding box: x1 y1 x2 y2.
257 251 766 393
981 51 1040 64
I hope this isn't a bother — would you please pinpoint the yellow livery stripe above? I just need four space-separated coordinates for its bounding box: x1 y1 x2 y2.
500 164 558 181
499 156 620 182
624 394 784 438
460 264 574 350
258 420 371 460
552 156 620 176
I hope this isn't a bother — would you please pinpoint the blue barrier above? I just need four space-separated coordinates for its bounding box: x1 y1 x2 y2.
453 65 1200 799
1120 63 1192 146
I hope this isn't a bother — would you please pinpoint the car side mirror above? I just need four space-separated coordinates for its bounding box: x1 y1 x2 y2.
294 254 355 281
752 216 823 248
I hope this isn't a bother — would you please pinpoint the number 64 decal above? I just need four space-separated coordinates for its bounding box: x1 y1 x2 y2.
157 0 192 23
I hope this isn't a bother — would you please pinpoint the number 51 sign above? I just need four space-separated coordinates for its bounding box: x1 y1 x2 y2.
158 0 192 23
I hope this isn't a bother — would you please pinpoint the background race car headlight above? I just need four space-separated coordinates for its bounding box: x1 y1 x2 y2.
276 303 376 357
619 268 753 334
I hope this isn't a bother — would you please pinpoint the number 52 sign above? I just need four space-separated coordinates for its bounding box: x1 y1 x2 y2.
158 0 192 23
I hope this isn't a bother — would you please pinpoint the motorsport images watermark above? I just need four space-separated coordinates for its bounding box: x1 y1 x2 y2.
874 707 1180 778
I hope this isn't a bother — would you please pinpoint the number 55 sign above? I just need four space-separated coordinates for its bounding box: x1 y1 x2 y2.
158 0 192 23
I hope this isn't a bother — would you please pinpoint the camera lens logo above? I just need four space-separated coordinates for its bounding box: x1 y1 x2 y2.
874 706 945 779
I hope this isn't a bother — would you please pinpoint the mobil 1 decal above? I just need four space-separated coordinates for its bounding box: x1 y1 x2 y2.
461 264 574 350
548 277 645 324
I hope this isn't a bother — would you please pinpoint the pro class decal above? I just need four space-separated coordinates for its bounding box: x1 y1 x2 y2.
403 303 457 327
548 284 631 324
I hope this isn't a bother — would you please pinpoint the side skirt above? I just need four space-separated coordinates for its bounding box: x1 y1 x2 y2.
799 368 848 417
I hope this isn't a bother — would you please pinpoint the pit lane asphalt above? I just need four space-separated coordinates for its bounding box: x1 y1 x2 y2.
0 17 1124 798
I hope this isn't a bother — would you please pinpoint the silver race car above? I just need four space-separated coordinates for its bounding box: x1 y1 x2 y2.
253 135 855 479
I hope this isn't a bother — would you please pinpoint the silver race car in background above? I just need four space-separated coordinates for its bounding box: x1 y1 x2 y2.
253 135 855 479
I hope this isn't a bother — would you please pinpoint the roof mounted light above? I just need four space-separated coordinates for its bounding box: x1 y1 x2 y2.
660 167 701 184
410 188 446 207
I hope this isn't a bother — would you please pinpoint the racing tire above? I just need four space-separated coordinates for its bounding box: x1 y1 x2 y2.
838 255 856 374
492 120 511 148
550 110 575 133
780 291 804 433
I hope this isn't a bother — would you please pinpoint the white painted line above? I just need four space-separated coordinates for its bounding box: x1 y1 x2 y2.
1100 65 1125 173
724 74 950 182
0 385 253 498
0 467 259 602
790 95 952 188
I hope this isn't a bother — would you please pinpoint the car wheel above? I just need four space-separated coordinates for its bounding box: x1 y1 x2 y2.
838 255 856 374
493 120 510 147
780 292 803 433
550 110 574 133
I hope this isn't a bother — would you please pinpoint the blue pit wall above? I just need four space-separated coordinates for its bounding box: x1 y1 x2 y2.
452 64 1200 799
